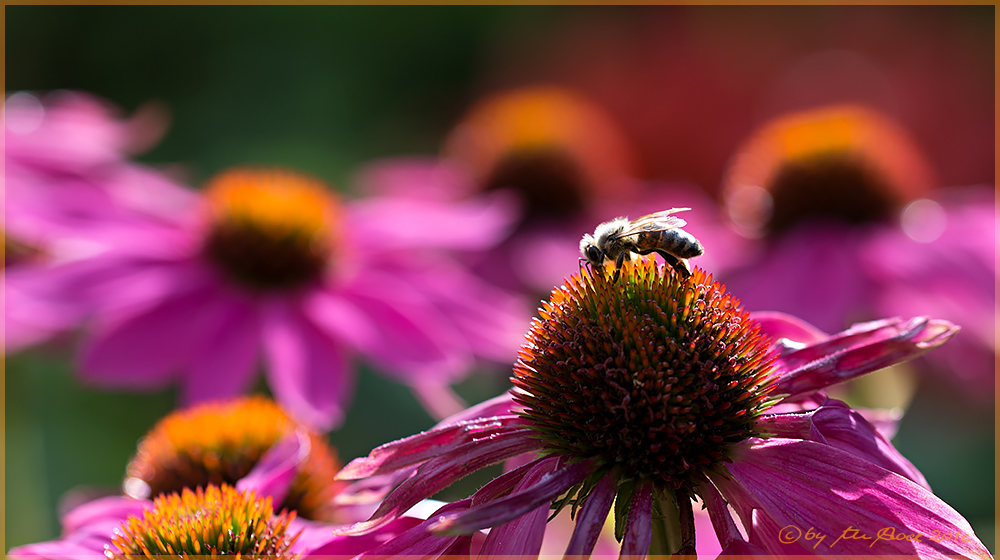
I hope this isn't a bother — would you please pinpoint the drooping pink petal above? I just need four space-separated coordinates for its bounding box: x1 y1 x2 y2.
441 392 519 426
619 480 653 558
756 398 929 489
306 273 471 384
698 479 747 557
346 189 519 252
260 298 355 431
351 499 474 558
236 430 310 506
7 495 148 560
749 310 828 348
338 429 543 536
293 515 425 557
336 412 528 480
478 457 563 557
564 469 617 557
59 495 148 535
429 456 598 535
79 279 222 389
772 316 959 401
712 438 992 559
179 289 260 406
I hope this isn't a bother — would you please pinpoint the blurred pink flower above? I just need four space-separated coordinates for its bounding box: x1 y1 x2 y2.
484 7 992 193
5 432 418 560
354 86 650 297
3 91 193 351
719 105 996 399
332 261 989 559
5 163 528 429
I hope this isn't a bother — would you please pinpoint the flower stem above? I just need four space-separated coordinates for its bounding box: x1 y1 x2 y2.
649 496 683 556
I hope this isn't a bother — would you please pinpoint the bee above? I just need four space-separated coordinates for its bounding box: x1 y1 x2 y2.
579 208 704 281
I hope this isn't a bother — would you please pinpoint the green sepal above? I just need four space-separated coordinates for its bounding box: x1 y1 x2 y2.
613 477 636 542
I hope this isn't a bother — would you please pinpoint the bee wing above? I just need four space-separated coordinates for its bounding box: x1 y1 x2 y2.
611 208 690 239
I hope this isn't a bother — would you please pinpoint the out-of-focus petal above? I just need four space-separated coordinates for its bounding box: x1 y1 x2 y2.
261 298 355 431
58 496 147 535
750 310 828 348
756 398 928 489
346 189 519 253
79 280 221 389
352 157 479 201
305 273 471 384
388 257 531 364
4 90 134 172
724 223 871 333
180 289 260 405
772 316 959 401
237 430 310 507
713 438 992 558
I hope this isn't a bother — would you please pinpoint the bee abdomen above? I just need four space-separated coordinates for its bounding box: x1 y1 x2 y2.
642 228 703 258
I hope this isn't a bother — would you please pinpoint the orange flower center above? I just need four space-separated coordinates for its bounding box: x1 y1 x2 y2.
724 105 932 236
203 168 340 290
108 485 297 559
444 87 635 221
124 396 344 522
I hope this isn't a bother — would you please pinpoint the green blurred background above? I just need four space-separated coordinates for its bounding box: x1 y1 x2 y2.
5 5 994 554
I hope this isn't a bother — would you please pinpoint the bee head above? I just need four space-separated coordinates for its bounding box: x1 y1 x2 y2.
579 233 604 266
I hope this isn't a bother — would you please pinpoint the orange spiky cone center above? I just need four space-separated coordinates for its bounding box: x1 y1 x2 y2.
107 484 298 559
124 396 343 522
512 259 776 491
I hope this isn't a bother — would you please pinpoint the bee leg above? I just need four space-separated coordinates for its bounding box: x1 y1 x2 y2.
611 252 627 283
656 250 691 279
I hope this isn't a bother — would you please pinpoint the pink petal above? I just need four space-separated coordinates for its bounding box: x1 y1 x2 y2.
390 259 532 364
749 310 828 348
79 281 221 389
306 274 471 384
237 430 310 506
8 495 149 560
478 458 562 556
723 223 872 333
336 412 528 480
60 496 147 535
756 398 929 489
712 438 992 558
429 456 597 534
619 480 653 558
351 157 478 201
352 500 473 558
261 298 355 431
346 190 519 252
773 316 959 401
441 393 519 426
180 291 260 405
339 430 543 536
564 469 617 557
296 516 426 556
